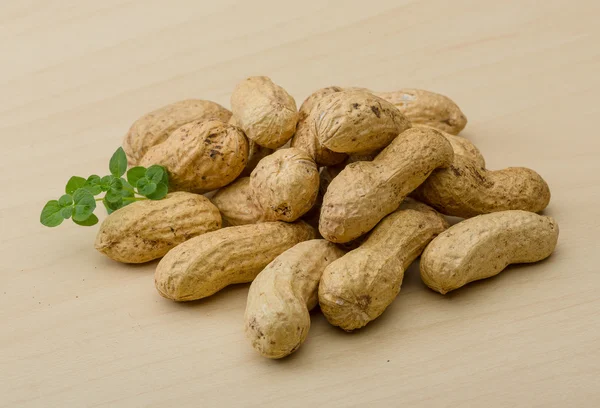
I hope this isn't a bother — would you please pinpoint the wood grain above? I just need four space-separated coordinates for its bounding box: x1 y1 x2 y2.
1 0 599 407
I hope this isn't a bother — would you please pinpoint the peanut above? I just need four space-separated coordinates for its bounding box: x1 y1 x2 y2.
211 177 265 226
375 89 467 135
413 155 550 218
319 127 454 243
414 124 485 168
140 120 248 193
95 192 221 263
244 240 345 358
231 76 298 149
155 221 315 301
319 199 448 330
250 148 319 222
420 210 559 294
310 90 411 153
228 115 274 177
123 99 232 165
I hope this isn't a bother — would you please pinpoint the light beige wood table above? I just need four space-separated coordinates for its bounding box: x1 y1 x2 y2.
2 1 599 406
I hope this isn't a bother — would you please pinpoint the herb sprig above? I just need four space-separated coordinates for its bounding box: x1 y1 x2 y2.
41 147 169 227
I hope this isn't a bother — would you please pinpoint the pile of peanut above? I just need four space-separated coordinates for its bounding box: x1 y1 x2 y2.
95 76 559 359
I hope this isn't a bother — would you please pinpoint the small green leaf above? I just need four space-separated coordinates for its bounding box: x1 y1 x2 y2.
120 178 135 194
109 177 123 191
83 175 103 195
60 206 73 219
100 175 114 192
146 182 168 200
65 176 86 195
41 201 65 227
137 178 157 196
105 189 122 203
103 197 122 214
72 189 96 222
58 194 73 207
73 213 99 226
109 147 128 178
127 166 146 187
146 165 165 184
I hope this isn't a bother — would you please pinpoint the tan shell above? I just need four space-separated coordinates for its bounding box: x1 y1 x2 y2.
155 221 315 301
301 164 345 231
244 240 345 358
250 148 320 222
420 210 559 294
319 127 454 243
291 86 348 166
140 120 248 193
211 178 265 226
414 124 485 167
229 115 274 176
375 89 467 135
230 76 298 149
123 99 232 165
94 192 222 263
311 90 411 153
319 199 448 331
413 155 551 218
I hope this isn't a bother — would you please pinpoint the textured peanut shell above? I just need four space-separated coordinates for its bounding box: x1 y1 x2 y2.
155 221 315 301
319 199 448 331
414 124 485 168
211 178 265 226
95 192 222 263
291 86 347 166
312 90 411 153
319 127 454 243
375 89 467 135
140 120 248 193
229 115 274 176
230 76 298 149
301 165 345 231
123 99 232 165
420 210 559 294
250 148 319 222
413 155 551 218
244 240 345 358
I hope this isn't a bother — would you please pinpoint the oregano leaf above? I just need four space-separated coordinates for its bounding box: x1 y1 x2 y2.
72 189 96 222
73 213 99 226
65 176 86 195
40 201 65 227
146 182 168 200
126 166 146 187
58 194 73 207
109 147 128 178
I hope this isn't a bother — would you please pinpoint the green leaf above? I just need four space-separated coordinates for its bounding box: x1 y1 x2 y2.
145 165 165 184
120 178 135 194
126 166 146 187
60 206 73 219
100 175 114 192
103 197 122 214
40 200 65 227
83 175 103 195
146 182 168 200
65 176 86 195
105 189 122 203
72 189 96 222
73 213 99 226
58 194 73 207
109 147 128 178
109 177 123 191
137 178 157 196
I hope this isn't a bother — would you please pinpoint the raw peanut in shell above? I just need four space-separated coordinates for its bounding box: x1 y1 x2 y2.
319 127 454 243
375 89 467 135
291 86 347 166
413 155 550 218
229 115 274 176
312 90 411 153
95 192 222 264
250 148 320 222
413 124 485 168
244 240 345 359
123 99 232 165
420 210 559 294
211 177 266 226
155 221 315 301
230 76 298 149
319 199 448 331
140 120 248 193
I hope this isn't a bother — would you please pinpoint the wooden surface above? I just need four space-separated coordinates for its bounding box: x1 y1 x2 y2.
2 0 599 406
